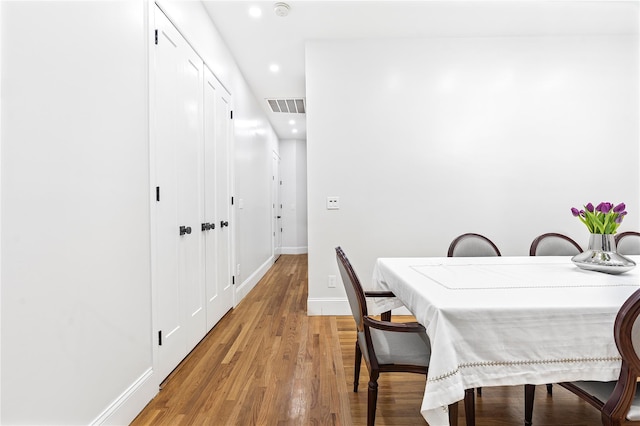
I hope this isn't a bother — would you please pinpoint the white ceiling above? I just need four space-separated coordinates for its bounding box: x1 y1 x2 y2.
202 1 639 141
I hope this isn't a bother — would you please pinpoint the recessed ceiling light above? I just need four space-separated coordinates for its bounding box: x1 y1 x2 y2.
289 120 295 125
269 64 280 73
292 129 298 134
249 6 262 18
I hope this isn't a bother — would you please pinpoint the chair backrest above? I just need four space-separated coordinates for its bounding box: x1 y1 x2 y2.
615 231 640 256
615 288 640 374
529 233 583 256
336 247 368 331
447 233 501 257
603 288 640 421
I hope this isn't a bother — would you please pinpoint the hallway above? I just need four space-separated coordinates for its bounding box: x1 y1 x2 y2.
131 255 351 424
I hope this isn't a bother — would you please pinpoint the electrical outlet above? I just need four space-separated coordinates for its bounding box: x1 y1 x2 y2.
328 275 337 288
327 196 340 210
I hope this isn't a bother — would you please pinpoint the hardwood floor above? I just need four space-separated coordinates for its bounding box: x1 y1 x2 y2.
131 254 602 425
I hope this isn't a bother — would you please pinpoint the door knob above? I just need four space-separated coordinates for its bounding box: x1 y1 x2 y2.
201 222 215 231
220 220 229 228
180 226 192 235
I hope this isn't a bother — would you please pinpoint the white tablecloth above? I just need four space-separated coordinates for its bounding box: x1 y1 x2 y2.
371 256 640 426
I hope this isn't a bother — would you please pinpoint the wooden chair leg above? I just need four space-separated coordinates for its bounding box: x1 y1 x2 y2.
546 383 553 395
354 342 362 392
367 379 379 426
477 387 482 397
448 402 459 426
464 388 476 426
601 410 620 426
525 384 535 426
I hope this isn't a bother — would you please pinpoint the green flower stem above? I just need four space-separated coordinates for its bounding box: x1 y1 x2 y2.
577 215 593 233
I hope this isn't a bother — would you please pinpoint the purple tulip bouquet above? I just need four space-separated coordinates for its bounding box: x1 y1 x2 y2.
571 202 627 235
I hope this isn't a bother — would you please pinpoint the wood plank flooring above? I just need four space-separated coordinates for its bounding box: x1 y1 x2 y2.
131 254 603 425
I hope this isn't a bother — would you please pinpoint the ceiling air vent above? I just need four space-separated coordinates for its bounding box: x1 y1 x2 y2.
267 98 305 114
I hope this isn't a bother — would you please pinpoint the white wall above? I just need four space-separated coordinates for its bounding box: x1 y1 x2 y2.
157 0 279 295
306 35 640 315
280 139 308 254
1 1 155 423
234 126 278 292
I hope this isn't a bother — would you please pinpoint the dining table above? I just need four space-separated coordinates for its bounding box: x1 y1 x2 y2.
370 255 640 426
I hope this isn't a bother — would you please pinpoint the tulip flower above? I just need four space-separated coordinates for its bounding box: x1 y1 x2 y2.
572 201 627 234
614 203 626 213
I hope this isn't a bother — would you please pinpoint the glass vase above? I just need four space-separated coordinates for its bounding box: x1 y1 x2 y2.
571 233 636 274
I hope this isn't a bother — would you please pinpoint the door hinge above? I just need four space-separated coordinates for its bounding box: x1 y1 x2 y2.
232 276 235 285
230 110 233 119
158 330 162 346
156 186 160 202
231 196 234 205
154 29 158 45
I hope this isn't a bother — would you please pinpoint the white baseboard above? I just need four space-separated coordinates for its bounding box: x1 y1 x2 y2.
235 256 274 304
281 246 308 255
307 297 411 316
91 367 156 425
307 297 351 315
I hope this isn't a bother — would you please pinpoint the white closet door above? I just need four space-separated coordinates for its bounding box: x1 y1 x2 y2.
203 68 234 330
178 43 206 353
214 80 234 319
153 6 205 381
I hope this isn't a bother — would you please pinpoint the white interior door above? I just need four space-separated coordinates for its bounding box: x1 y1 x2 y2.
153 6 205 381
204 67 233 329
178 36 206 352
272 152 282 260
215 82 233 315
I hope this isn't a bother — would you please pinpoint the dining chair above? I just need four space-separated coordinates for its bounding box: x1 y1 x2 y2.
447 233 501 257
336 246 473 426
523 233 584 422
447 233 500 400
529 232 583 256
525 232 583 400
615 231 640 256
556 287 640 426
